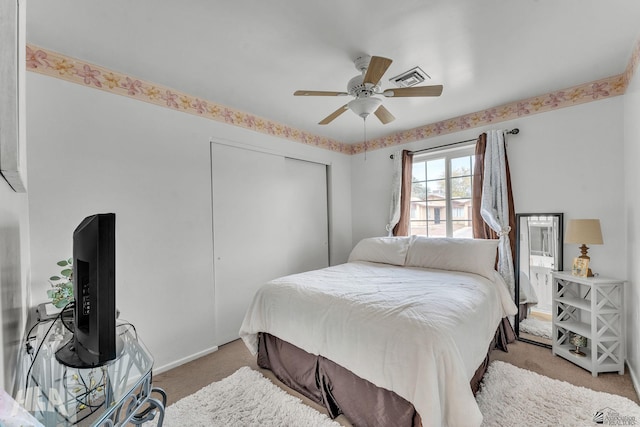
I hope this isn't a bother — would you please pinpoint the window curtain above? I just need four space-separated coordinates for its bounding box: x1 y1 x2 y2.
386 150 413 236
386 150 402 236
472 131 517 350
472 131 517 292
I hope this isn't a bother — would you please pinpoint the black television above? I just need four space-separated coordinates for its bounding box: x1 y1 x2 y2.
55 213 122 368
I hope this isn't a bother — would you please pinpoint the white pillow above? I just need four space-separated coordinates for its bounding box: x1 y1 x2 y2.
405 236 498 279
348 236 412 266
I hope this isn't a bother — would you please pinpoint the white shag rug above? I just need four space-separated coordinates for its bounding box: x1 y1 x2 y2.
164 362 640 427
477 361 640 426
163 366 340 427
519 317 553 339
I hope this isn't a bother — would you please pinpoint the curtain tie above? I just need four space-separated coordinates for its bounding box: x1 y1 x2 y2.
497 226 511 237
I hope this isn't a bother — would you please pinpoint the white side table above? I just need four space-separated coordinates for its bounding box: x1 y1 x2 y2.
552 271 625 377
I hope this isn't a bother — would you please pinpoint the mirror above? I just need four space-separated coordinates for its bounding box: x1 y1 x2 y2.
515 213 563 347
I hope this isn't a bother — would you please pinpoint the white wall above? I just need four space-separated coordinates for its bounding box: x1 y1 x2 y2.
24 63 634 385
26 73 352 371
624 64 640 390
509 98 625 280
352 97 626 279
0 0 31 392
0 171 31 393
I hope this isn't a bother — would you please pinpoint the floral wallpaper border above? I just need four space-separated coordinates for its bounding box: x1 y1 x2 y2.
351 37 640 154
351 74 626 154
25 44 350 154
27 38 640 156
623 36 640 89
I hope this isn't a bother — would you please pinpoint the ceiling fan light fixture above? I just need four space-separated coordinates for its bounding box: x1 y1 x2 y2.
348 97 382 119
293 54 443 125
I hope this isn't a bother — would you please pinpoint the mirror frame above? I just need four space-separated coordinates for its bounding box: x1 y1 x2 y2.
514 212 563 348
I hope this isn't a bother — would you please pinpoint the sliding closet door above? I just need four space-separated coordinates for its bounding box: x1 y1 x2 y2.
211 143 328 344
284 157 329 274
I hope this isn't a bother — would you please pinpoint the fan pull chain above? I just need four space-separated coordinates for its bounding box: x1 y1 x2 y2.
363 117 367 161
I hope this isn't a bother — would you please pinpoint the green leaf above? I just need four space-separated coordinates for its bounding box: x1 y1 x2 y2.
68 258 73 264
61 269 72 277
57 260 69 267
50 276 61 281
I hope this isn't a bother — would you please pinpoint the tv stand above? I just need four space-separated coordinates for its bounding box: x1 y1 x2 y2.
19 318 165 426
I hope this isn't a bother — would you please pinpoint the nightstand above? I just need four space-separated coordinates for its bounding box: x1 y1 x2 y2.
551 271 625 377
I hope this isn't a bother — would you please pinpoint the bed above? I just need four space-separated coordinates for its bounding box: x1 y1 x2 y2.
239 236 518 427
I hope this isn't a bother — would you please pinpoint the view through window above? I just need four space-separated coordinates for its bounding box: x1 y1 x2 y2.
410 146 475 238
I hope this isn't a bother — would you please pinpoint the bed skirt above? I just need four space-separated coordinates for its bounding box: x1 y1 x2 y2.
257 333 493 427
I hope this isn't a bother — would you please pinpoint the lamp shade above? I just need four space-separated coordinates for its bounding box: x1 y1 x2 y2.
565 219 603 245
570 333 588 348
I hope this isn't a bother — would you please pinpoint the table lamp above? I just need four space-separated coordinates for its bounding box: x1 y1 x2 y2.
565 219 603 277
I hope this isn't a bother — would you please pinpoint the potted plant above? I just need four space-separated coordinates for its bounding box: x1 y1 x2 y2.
47 259 73 308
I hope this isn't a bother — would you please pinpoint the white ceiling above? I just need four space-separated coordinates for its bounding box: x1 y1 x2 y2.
26 0 640 144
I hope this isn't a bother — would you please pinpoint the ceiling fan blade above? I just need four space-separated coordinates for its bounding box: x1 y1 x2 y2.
374 105 395 124
363 56 393 86
319 104 349 125
294 90 348 96
382 85 443 98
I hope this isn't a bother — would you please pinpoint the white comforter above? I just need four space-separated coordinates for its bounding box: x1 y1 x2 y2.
239 261 517 427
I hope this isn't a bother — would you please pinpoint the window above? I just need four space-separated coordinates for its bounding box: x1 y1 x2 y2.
452 207 464 218
410 145 475 238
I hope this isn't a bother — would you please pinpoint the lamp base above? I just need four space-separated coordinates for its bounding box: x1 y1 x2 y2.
578 252 594 277
570 346 586 357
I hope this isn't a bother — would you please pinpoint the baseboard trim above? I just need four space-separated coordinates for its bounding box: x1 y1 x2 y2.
154 345 219 375
626 361 640 402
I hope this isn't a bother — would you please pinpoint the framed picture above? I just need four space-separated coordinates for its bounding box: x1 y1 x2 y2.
572 257 589 277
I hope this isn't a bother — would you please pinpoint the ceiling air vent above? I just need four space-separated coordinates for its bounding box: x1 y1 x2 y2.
389 66 430 88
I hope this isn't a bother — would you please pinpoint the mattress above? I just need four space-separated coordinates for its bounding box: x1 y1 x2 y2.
240 261 517 427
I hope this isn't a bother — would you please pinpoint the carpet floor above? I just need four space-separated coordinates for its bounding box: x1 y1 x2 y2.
161 362 639 427
153 339 639 426
477 361 640 426
163 367 340 426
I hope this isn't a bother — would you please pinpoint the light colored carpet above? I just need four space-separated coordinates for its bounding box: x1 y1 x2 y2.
163 360 640 427
477 361 640 426
163 366 340 427
155 340 638 426
519 317 552 339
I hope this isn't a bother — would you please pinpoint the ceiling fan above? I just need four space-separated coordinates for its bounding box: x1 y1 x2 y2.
294 55 443 125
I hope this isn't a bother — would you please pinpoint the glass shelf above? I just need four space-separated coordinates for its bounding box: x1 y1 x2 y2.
18 319 165 426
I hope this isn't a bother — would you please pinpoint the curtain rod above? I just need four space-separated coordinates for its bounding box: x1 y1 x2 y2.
389 128 520 159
